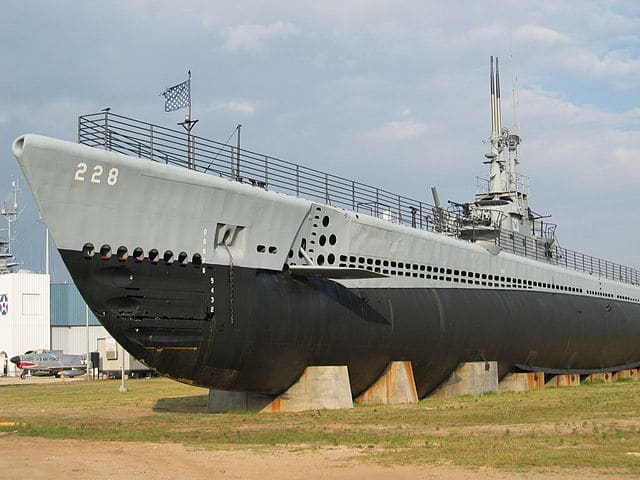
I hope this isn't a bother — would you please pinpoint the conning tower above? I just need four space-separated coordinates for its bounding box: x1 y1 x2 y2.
455 57 555 247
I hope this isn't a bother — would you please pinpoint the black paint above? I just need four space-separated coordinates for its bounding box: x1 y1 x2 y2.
61 249 640 398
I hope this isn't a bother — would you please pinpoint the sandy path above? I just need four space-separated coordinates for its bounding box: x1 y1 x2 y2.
1 437 636 479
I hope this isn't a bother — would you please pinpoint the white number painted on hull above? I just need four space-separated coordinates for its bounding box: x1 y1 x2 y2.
107 167 119 185
74 163 87 181
74 163 119 185
90 165 103 183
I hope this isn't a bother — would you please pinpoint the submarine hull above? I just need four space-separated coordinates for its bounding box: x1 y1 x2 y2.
61 248 640 398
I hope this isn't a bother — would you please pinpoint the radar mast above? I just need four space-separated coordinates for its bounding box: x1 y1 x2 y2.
0 179 21 274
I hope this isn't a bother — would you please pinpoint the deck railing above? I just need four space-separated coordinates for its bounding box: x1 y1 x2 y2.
77 112 640 286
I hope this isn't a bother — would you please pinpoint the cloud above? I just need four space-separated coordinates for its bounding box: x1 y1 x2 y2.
222 21 299 53
366 120 430 141
511 86 640 193
514 24 569 44
554 47 640 84
518 86 640 128
202 100 258 115
3 99 98 140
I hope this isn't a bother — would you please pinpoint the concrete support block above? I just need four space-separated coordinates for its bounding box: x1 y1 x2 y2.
355 361 418 405
207 365 353 413
612 369 638 381
583 372 613 383
544 373 580 387
429 361 498 399
499 372 544 392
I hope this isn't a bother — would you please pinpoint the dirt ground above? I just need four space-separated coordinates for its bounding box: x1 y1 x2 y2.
1 437 636 480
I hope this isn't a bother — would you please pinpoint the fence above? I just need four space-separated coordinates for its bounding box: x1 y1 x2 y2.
77 112 640 286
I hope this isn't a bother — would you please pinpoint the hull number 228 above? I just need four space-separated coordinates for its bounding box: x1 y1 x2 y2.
74 163 119 185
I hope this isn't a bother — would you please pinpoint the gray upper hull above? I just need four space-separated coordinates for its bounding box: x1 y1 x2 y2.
13 134 640 395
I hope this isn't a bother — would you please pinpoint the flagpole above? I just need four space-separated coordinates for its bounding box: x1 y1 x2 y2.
188 69 192 127
177 69 198 170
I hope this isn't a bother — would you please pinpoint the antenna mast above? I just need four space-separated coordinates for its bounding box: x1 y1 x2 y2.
495 57 502 134
490 56 496 136
177 70 199 170
0 179 21 274
509 29 520 135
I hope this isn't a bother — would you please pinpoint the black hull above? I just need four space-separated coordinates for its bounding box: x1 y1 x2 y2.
62 249 640 398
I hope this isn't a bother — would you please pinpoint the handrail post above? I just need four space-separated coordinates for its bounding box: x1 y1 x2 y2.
192 136 197 171
104 112 110 151
598 258 601 277
351 181 355 210
150 125 154 161
325 173 329 204
296 165 300 197
264 155 269 188
419 203 423 229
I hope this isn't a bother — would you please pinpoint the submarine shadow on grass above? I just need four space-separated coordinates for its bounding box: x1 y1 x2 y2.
154 394 209 413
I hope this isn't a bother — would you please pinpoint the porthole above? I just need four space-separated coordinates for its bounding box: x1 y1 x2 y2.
327 253 335 265
322 216 330 227
163 250 174 264
99 244 112 260
329 234 337 245
288 250 294 258
149 249 159 264
133 247 144 262
269 246 278 254
317 254 325 265
116 246 129 262
192 253 202 266
117 246 128 261
82 243 95 259
178 251 188 265
257 245 266 253
319 235 327 246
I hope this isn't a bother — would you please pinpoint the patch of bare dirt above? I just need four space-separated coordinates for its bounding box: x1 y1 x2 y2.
0 437 634 480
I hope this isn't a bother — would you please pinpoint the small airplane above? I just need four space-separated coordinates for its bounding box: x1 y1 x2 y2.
10 349 87 379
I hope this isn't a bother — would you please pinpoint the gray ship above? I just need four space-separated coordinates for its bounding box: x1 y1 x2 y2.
12 58 640 397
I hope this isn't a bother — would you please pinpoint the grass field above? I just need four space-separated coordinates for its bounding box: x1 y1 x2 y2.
1 377 639 473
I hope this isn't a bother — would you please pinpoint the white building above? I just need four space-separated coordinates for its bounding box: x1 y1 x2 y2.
0 272 50 376
50 282 108 355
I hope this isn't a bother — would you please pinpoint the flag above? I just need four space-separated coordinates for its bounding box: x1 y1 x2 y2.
162 79 190 112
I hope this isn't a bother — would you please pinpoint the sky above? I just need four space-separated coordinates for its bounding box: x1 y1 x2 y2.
1 1 640 281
